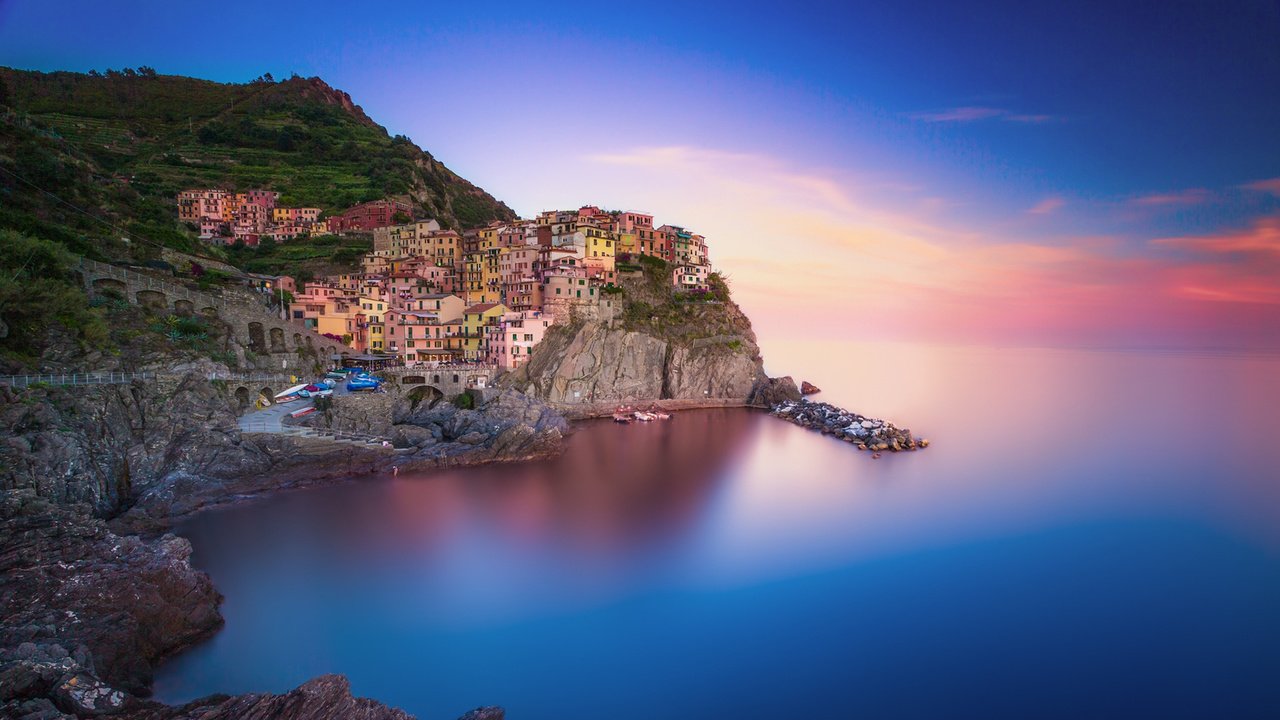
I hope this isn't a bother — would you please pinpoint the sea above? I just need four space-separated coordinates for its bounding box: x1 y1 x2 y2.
153 340 1280 719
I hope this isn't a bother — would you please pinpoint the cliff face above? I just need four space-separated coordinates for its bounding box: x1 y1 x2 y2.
507 321 765 412
502 268 792 415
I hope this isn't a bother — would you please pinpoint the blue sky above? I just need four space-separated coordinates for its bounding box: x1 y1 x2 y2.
2 0 1278 348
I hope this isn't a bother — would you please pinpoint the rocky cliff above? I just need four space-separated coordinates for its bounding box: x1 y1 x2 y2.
503 267 798 415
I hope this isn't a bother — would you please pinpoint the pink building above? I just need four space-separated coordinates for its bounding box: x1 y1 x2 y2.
485 310 553 369
178 189 230 223
326 199 412 233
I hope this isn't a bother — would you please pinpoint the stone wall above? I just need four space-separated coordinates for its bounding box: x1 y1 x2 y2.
79 259 348 374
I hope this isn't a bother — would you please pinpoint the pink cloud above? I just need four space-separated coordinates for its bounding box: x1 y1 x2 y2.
909 107 1058 124
1150 216 1280 257
1129 189 1212 207
909 106 1005 122
1027 196 1066 215
1241 178 1280 197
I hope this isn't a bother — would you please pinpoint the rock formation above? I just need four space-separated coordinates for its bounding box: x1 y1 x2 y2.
770 400 930 454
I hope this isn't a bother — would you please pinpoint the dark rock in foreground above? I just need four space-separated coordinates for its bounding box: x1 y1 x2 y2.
747 376 802 407
125 674 415 719
800 380 821 395
0 493 221 698
771 399 929 453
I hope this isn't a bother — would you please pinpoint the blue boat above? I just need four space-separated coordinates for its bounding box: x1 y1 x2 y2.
347 375 381 391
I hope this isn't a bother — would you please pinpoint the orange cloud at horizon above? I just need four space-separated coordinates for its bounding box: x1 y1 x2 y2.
580 146 1280 350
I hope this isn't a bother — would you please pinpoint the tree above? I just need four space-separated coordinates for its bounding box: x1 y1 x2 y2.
0 77 8 108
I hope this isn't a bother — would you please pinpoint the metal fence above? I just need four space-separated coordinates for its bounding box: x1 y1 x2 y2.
0 371 156 388
207 372 299 384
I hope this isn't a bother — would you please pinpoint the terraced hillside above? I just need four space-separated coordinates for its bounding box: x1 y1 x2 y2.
0 67 515 234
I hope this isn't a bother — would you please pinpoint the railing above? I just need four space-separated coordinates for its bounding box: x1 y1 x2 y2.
0 371 157 387
207 372 299 383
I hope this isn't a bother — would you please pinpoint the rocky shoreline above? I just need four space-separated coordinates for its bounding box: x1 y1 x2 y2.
770 399 930 456
1 357 918 717
1 372 563 719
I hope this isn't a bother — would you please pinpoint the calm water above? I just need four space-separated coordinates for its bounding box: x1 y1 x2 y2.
154 342 1280 719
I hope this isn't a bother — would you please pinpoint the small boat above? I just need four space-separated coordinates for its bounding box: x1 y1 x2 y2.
347 375 381 391
633 411 656 422
653 411 671 420
289 406 316 418
274 383 308 401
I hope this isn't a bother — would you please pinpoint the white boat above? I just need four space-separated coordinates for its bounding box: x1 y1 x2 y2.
274 383 308 401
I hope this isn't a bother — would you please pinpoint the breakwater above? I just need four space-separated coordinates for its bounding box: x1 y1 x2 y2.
770 400 929 455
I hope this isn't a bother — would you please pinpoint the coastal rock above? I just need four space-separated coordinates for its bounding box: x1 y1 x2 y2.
0 493 223 698
770 400 928 454
505 322 668 404
800 381 821 395
747 376 802 407
124 674 415 720
502 295 771 415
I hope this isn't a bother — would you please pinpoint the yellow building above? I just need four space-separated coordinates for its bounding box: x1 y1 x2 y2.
461 302 508 361
583 227 616 271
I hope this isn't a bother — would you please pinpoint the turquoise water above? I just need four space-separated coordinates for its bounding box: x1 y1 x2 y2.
153 343 1280 719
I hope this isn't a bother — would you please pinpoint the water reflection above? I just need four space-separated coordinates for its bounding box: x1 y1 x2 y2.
154 344 1280 720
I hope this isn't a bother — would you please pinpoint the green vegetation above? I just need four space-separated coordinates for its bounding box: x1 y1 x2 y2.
0 230 109 364
452 392 476 410
613 257 751 345
223 233 372 278
1 68 516 224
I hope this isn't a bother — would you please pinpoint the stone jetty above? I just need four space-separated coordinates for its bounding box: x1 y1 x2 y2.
770 399 929 454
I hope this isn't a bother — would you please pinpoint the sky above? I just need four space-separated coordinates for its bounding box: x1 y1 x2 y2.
2 0 1278 351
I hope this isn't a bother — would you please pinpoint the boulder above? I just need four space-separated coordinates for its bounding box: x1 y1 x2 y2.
800 381 821 395
747 376 802 407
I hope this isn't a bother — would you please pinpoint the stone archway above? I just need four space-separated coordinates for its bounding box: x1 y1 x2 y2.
201 306 218 316
174 299 194 316
136 289 167 310
293 333 302 349
257 387 273 408
407 385 443 411
247 322 266 353
234 386 250 411
269 327 286 353
91 278 127 299
305 335 313 347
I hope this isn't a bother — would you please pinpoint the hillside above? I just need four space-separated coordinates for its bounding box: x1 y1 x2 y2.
0 67 515 369
0 67 515 231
